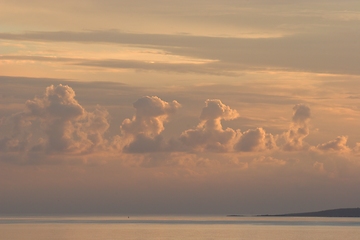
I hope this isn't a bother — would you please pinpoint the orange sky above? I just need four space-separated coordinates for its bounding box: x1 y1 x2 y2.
1 0 360 215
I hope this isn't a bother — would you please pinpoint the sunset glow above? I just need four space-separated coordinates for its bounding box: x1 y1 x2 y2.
1 0 360 215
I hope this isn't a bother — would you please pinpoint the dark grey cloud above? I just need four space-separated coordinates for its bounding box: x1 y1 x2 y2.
0 55 232 76
123 134 165 153
292 103 311 123
0 75 141 107
1 28 360 75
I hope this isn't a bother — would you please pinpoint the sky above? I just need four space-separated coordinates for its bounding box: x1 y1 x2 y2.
1 0 360 215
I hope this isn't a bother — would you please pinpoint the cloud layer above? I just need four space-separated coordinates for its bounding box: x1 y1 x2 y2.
1 84 359 165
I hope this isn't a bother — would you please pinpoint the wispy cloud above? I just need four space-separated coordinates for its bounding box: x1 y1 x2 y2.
1 29 360 75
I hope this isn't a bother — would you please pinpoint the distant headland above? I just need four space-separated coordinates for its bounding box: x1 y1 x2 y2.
228 208 360 217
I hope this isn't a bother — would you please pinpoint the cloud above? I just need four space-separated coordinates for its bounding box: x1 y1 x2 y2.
1 28 360 75
0 84 110 159
0 55 232 76
0 111 32 153
25 85 85 153
292 104 311 123
26 84 84 118
180 100 277 153
77 106 110 153
199 99 239 122
313 161 325 173
120 96 181 153
121 96 181 137
1 81 359 169
234 127 276 152
316 136 350 153
179 99 240 152
123 135 165 153
283 104 311 151
0 136 29 153
252 156 286 166
75 59 233 76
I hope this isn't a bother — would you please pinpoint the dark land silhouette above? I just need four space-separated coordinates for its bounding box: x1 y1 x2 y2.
227 208 360 217
259 208 360 217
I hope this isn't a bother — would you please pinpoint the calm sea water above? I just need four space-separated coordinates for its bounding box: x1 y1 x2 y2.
1 215 360 240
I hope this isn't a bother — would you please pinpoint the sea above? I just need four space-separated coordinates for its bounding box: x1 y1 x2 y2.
1 215 360 240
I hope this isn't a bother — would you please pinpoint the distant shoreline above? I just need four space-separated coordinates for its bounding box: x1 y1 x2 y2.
228 208 360 218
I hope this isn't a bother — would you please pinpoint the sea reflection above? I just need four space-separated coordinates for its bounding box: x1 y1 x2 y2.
1 216 360 240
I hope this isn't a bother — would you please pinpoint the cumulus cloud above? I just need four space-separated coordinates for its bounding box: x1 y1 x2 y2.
0 84 110 159
27 84 110 153
120 96 181 153
353 143 360 153
124 135 165 153
0 136 29 153
76 106 110 153
179 99 240 152
25 84 85 152
235 127 276 152
316 136 350 153
0 111 32 153
2 83 359 170
283 104 311 151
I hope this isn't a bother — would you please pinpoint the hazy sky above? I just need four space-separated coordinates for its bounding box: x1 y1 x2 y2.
1 0 360 215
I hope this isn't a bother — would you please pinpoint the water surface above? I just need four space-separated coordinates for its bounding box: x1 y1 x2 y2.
1 215 360 240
